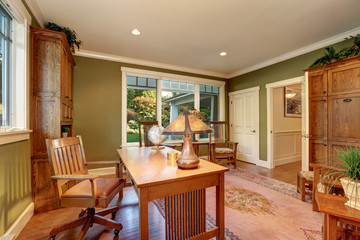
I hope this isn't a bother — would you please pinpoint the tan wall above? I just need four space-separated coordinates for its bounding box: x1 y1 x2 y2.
273 84 301 132
273 84 302 166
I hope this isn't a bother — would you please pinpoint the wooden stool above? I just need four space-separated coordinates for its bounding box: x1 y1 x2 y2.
297 171 313 202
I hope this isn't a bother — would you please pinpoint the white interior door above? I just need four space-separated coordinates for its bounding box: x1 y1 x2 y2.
230 87 259 164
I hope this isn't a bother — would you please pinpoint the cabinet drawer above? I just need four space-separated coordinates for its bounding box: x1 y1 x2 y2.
328 62 360 95
328 94 360 142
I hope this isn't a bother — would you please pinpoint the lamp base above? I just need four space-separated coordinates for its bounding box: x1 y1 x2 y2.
151 146 165 150
176 134 199 169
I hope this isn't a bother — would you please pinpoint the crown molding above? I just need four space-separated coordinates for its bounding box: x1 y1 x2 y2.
228 26 360 79
74 50 228 79
24 0 46 27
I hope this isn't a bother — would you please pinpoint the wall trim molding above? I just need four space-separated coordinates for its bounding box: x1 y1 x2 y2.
24 0 46 27
275 156 301 166
5 202 34 238
228 26 360 78
75 50 228 79
228 86 260 96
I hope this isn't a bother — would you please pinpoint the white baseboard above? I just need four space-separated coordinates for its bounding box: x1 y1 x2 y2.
4 202 34 238
88 167 116 176
275 155 301 166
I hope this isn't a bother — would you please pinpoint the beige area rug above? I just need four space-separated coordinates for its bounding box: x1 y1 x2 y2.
153 168 322 240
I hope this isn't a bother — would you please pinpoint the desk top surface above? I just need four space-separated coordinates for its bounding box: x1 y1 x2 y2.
117 147 228 188
316 192 360 221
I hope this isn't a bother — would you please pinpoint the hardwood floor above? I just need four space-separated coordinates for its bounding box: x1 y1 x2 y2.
237 160 301 186
18 161 300 239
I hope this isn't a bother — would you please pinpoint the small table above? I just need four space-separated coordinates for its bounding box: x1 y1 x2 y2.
316 192 360 239
117 147 228 240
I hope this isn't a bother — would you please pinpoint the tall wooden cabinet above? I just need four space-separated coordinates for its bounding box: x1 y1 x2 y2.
30 27 76 212
306 55 360 168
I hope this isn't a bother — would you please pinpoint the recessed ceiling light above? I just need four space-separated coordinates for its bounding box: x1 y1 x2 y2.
131 29 141 36
219 52 227 56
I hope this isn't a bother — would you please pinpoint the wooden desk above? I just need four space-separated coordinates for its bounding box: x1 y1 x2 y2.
316 193 360 239
117 147 228 240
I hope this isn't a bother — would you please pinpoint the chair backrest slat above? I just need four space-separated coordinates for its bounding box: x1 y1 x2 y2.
46 136 88 176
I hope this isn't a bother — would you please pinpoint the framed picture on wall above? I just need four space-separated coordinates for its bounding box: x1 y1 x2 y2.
284 87 301 117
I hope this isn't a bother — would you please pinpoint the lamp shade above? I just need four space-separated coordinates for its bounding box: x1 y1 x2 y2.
162 111 212 135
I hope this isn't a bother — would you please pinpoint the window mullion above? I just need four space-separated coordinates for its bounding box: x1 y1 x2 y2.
156 79 162 126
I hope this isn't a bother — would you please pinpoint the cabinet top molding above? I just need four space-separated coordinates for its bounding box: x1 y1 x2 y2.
303 54 360 72
31 26 76 67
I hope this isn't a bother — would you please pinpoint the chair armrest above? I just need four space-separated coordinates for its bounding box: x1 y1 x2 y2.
85 161 120 165
51 174 99 180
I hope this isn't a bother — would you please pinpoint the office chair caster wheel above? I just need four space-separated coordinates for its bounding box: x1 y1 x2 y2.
49 236 56 240
114 229 120 235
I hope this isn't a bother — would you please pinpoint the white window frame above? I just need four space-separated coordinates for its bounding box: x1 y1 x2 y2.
0 0 31 145
121 67 226 147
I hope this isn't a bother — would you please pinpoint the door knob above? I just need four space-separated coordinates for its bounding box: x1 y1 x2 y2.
251 130 256 133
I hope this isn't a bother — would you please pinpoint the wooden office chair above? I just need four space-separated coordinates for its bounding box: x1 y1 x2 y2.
138 121 176 149
210 121 238 168
46 136 125 240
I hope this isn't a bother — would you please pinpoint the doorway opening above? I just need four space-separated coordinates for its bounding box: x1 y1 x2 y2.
266 76 307 175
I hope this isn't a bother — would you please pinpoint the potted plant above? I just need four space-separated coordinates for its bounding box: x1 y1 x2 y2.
323 146 360 210
46 22 82 53
62 126 70 138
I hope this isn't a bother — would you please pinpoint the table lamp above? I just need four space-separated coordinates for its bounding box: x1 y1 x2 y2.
162 111 212 169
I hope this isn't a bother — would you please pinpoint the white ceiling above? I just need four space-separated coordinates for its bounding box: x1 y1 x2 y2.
33 0 360 78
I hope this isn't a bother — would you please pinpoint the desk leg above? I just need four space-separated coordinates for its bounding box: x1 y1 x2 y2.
119 157 124 199
327 215 336 240
312 167 320 212
216 173 225 240
139 188 149 240
322 213 328 240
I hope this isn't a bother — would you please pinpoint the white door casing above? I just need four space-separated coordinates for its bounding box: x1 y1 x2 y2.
229 86 259 164
266 75 306 169
301 72 310 171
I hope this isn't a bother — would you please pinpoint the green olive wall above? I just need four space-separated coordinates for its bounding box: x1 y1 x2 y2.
228 39 352 162
73 56 226 165
0 140 32 235
0 1 36 236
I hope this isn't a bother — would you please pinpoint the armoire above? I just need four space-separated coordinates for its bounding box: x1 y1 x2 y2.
305 55 360 168
30 26 76 212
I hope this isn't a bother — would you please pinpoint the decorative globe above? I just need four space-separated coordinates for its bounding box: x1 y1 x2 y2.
148 126 167 150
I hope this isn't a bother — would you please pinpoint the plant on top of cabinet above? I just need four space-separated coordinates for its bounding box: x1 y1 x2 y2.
46 22 82 53
310 34 360 68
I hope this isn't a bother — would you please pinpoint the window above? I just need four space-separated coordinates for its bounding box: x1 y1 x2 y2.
199 84 219 138
126 76 157 143
0 0 31 145
121 68 225 146
0 5 12 127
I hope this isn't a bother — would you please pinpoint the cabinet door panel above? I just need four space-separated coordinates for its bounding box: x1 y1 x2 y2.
309 71 327 98
309 97 327 140
328 141 359 166
328 63 360 95
309 140 328 168
328 94 360 142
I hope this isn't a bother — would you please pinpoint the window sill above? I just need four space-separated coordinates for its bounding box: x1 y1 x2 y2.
0 129 32 146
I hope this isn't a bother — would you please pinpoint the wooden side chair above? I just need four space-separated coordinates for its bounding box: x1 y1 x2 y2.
209 121 238 169
46 136 125 240
138 121 176 149
297 170 313 202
